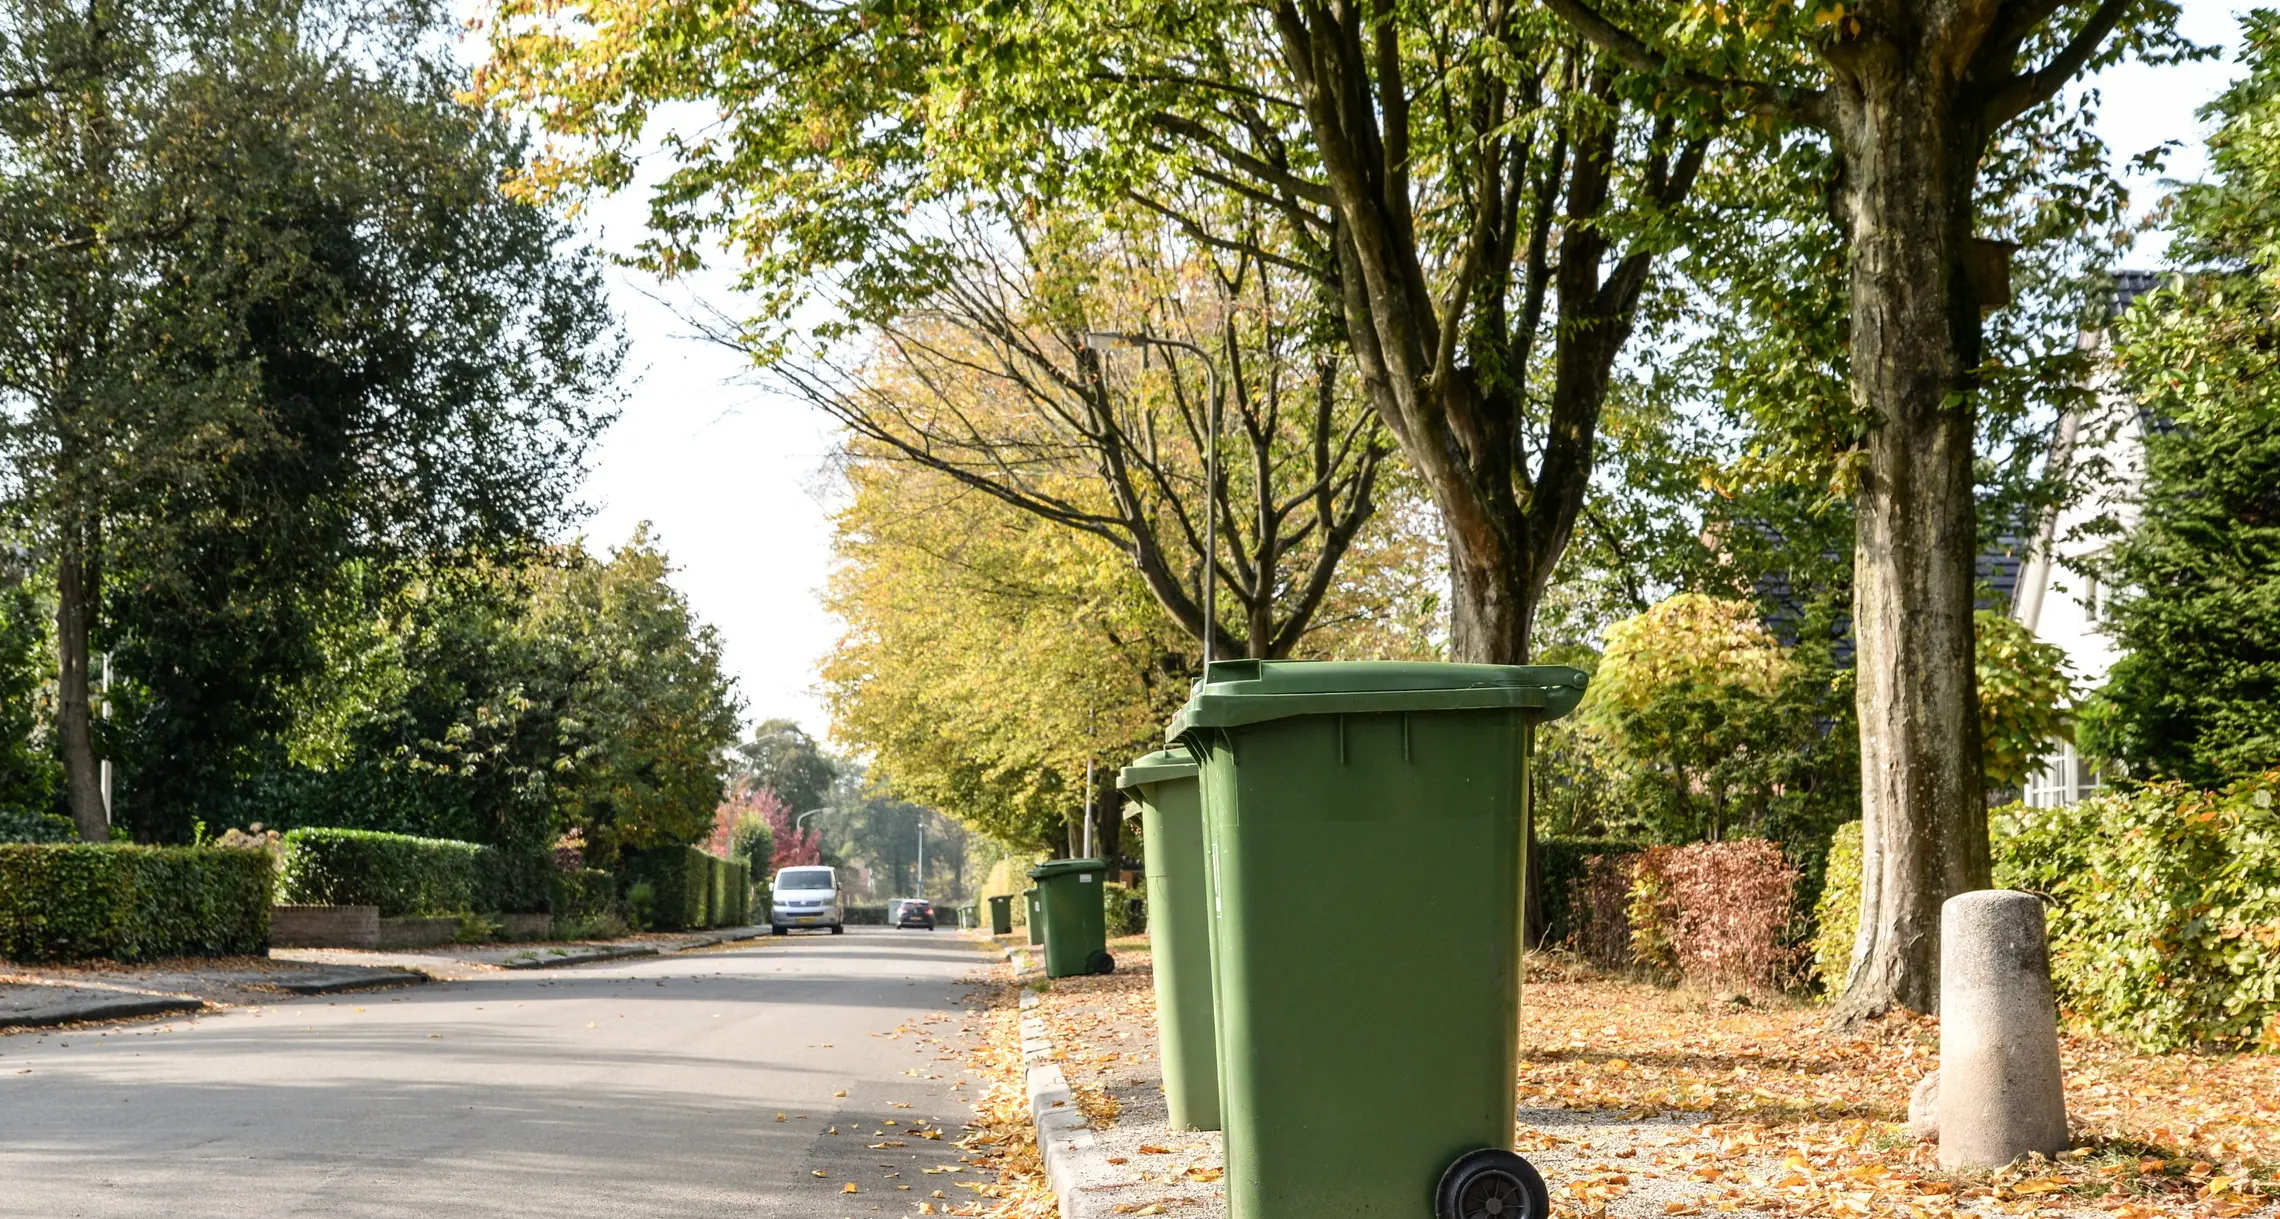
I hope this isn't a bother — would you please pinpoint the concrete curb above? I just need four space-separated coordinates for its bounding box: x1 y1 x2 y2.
498 945 659 970
0 993 205 1031
267 969 429 996
1018 988 1120 1219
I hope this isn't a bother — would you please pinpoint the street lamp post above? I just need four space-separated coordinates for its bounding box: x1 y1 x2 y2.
1084 331 1224 667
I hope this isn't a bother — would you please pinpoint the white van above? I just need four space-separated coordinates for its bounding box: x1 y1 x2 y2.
771 866 845 934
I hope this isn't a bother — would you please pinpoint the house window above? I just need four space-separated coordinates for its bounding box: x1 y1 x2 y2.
2023 740 2103 808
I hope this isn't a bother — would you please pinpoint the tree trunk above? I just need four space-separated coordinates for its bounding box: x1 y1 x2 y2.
1831 57 1991 1022
56 519 106 842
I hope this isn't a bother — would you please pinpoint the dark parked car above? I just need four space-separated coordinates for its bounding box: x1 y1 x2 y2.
893 898 936 930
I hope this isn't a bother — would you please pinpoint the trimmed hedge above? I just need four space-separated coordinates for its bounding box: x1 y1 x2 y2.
475 844 553 915
843 903 892 926
550 867 619 924
619 847 751 930
1537 837 1647 949
0 843 271 962
1815 774 2280 1049
2002 774 2280 1050
277 828 482 918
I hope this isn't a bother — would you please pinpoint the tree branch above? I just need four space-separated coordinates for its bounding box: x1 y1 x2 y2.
1981 0 2131 129
1535 0 1832 128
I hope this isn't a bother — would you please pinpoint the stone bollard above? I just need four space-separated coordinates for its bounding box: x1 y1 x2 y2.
1937 889 2070 1169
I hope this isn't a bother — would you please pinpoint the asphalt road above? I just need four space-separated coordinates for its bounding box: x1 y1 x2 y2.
0 927 1000 1218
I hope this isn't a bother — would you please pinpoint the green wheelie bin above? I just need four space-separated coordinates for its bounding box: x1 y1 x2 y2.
1029 858 1115 978
1168 659 1587 1219
988 894 1015 936
1118 749 1219 1132
1025 888 1044 945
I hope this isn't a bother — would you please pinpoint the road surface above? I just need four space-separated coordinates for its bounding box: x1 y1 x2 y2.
0 927 999 1218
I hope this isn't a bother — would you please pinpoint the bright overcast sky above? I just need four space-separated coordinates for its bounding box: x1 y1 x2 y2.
560 0 2250 744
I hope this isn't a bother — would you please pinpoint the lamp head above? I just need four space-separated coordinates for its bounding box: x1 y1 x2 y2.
1082 330 1147 353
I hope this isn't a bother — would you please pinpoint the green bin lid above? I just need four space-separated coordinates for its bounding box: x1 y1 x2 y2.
1116 749 1198 792
1029 857 1111 880
1166 658 1588 739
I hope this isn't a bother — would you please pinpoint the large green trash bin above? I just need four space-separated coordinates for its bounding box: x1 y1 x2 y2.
988 894 1015 936
1029 858 1115 978
1024 888 1044 945
1118 749 1219 1132
1169 659 1587 1219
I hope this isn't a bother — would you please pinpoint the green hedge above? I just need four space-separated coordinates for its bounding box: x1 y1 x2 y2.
1537 837 1647 948
843 903 891 925
1815 773 2280 1050
1999 775 2280 1051
277 828 482 917
0 810 75 844
475 844 553 915
1105 881 1146 937
549 867 619 924
0 844 271 962
619 847 750 930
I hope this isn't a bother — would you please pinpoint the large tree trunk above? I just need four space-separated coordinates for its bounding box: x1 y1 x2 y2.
1830 57 1991 1021
55 517 106 842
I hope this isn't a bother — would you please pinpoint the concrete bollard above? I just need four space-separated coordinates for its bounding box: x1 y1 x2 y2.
1937 889 2070 1169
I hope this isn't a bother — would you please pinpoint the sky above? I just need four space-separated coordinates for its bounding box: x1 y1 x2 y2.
561 0 2252 745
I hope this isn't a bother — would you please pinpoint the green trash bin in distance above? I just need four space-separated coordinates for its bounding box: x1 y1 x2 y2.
1025 888 1044 946
1029 858 1115 978
1168 658 1588 1219
988 894 1015 936
1118 748 1219 1133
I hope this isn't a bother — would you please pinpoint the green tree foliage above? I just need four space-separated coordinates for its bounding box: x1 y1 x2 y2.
1569 594 1856 848
823 459 1189 855
1975 610 2077 790
0 566 57 817
475 0 1750 669
0 0 620 838
2082 16 2280 786
736 720 836 816
240 531 740 864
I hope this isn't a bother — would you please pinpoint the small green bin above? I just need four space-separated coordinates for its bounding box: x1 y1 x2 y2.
1025 888 1044 945
1028 858 1114 978
987 894 1015 936
1118 749 1218 1132
1168 659 1587 1219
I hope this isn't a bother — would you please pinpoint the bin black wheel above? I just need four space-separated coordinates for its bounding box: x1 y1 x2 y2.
1088 950 1115 975
830 923 845 935
1435 1149 1547 1219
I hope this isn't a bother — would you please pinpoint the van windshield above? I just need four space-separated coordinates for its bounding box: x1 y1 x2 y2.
777 868 835 892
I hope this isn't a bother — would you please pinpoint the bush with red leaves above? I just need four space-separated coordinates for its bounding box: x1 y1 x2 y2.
1637 839 1803 993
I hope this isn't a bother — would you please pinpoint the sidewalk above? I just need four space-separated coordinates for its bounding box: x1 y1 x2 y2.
1005 945 2280 1219
1008 935 1228 1218
1 925 777 1032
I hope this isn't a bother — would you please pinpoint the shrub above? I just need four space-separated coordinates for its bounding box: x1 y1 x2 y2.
0 810 75 844
1997 774 2280 1051
475 844 554 915
1576 852 1638 969
1809 821 1863 995
1626 840 1801 993
1104 881 1145 937
618 847 749 930
1537 837 1646 949
276 828 483 917
550 867 618 924
843 903 891 925
0 843 270 962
